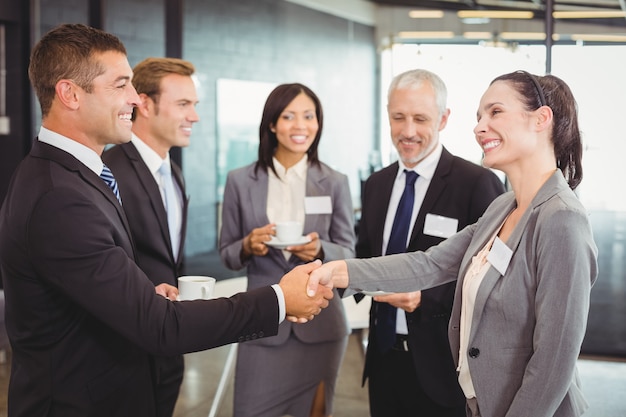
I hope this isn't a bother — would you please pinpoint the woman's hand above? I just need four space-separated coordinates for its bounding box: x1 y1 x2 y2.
286 232 323 262
241 223 275 258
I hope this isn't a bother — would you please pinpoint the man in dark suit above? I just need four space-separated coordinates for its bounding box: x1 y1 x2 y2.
0 23 330 417
103 57 198 417
357 69 505 416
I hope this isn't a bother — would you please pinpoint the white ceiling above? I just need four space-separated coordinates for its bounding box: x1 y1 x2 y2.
286 0 626 45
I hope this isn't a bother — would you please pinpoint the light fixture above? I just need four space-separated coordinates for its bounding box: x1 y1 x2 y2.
397 31 455 39
463 32 493 39
409 10 444 19
571 33 626 42
499 32 553 40
554 10 626 19
457 10 534 19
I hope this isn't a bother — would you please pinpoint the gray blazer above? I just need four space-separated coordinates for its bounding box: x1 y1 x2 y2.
220 161 355 346
346 171 598 417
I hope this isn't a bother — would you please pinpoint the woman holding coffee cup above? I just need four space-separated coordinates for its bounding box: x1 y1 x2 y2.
219 83 356 417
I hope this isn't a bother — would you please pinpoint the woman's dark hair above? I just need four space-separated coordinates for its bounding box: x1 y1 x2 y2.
491 70 583 190
255 83 323 177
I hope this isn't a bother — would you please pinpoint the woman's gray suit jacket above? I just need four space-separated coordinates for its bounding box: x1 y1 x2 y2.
345 171 598 417
220 161 356 345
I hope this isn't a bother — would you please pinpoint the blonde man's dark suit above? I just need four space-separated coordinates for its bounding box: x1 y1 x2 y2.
103 142 187 284
0 139 280 417
103 141 189 417
358 146 504 415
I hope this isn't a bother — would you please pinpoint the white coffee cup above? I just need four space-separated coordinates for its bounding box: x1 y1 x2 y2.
177 276 216 300
275 221 303 242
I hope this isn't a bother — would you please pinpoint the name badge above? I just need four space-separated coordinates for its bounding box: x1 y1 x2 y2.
305 196 332 214
423 213 458 238
487 237 513 276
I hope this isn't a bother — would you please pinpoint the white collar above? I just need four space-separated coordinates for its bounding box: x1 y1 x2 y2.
38 126 104 175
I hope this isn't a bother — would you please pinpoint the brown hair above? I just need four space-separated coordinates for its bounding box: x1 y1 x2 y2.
131 57 195 119
28 23 127 117
491 71 583 190
255 83 323 177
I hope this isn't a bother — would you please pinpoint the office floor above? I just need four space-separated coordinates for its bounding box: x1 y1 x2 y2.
2 336 624 417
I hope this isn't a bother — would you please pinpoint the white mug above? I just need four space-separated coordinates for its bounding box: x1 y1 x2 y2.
177 276 216 300
275 221 303 242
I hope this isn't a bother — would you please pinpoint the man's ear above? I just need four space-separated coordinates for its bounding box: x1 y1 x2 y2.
135 93 153 118
55 79 80 110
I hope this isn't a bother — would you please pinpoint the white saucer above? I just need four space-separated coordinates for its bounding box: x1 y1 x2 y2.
361 290 395 297
266 236 311 249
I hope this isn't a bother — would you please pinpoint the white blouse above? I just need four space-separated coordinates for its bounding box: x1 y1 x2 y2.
266 155 308 259
457 223 503 399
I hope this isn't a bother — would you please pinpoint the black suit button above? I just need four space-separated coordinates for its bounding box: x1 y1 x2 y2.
251 333 258 339
237 336 245 343
258 331 264 338
469 347 480 358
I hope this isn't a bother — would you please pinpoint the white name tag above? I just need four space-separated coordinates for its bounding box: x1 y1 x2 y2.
423 213 458 238
487 237 513 276
305 196 332 214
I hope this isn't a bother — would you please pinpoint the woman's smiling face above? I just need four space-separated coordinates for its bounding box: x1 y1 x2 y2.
272 92 319 159
474 80 539 171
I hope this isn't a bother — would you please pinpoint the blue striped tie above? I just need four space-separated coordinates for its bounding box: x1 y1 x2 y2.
100 164 122 205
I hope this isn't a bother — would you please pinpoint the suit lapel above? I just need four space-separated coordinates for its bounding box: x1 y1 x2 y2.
171 162 188 261
121 143 175 257
247 166 297 266
246 166 271 228
33 140 136 244
303 163 327 235
369 164 398 255
409 149 454 244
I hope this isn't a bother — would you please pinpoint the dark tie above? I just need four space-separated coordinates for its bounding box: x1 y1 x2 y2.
159 161 181 259
375 169 418 353
100 164 122 205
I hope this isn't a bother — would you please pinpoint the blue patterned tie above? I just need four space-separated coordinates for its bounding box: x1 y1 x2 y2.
376 170 418 353
100 164 122 205
159 161 181 259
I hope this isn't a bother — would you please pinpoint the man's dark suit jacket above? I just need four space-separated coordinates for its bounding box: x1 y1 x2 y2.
103 142 188 286
0 139 279 417
103 141 189 417
357 147 505 407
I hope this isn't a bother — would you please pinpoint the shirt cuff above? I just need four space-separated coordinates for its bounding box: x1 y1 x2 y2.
271 284 286 323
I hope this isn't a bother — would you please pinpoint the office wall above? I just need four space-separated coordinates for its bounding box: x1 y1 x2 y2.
182 0 376 256
0 3 30 207
36 0 377 257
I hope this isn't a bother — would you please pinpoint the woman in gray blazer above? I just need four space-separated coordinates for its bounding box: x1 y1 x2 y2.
220 83 355 417
307 71 598 417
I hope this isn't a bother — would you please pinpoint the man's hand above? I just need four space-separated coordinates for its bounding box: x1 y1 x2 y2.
306 260 349 297
155 283 179 300
374 291 421 312
279 260 332 323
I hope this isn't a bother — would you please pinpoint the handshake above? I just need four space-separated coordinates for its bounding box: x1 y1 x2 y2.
278 259 350 323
